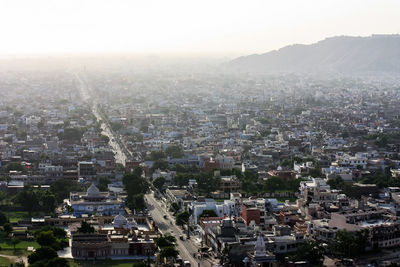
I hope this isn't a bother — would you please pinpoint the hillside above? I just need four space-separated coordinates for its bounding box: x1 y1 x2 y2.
229 35 400 73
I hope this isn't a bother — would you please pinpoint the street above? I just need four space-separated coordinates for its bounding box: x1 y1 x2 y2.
75 72 129 166
146 192 218 267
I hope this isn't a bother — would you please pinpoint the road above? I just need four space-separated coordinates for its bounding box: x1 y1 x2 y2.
146 192 218 267
75 73 129 166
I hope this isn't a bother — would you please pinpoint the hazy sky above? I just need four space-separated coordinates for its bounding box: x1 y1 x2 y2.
1 0 399 56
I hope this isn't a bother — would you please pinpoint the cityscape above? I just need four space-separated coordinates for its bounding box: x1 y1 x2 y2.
1 1 400 267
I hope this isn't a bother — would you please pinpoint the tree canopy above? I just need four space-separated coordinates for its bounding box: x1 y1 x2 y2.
153 177 166 191
123 167 149 212
199 209 218 218
176 211 190 226
329 229 369 258
28 246 57 263
15 186 56 213
165 145 184 158
77 221 95 234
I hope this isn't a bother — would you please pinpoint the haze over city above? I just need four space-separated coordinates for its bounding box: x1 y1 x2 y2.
1 0 400 56
1 1 400 267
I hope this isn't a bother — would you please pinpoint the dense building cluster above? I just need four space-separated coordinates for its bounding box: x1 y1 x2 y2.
1 68 400 266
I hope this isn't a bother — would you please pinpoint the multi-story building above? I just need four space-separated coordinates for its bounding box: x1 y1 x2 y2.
70 184 124 217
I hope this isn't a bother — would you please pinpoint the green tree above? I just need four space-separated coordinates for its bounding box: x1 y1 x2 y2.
77 221 95 233
329 229 369 258
39 190 57 213
291 239 324 264
165 145 184 158
196 172 220 195
169 202 180 213
152 160 169 171
97 176 111 191
100 135 110 143
148 151 166 161
123 168 148 212
173 173 192 187
263 176 286 192
155 235 176 248
160 246 179 260
199 209 218 218
110 122 123 132
3 223 13 236
11 238 21 251
0 211 8 226
50 179 83 203
176 211 190 226
5 162 24 172
309 168 323 178
153 177 166 191
28 246 58 265
58 128 84 142
327 176 345 190
127 194 146 211
36 231 57 247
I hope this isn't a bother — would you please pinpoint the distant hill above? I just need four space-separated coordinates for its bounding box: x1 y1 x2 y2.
228 35 400 73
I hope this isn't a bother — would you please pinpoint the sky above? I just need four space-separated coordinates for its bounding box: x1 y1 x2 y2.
0 0 399 56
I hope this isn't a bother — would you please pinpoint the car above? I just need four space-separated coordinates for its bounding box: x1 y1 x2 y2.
179 235 184 240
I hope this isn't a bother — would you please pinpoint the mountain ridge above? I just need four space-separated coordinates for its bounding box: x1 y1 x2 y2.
228 34 400 73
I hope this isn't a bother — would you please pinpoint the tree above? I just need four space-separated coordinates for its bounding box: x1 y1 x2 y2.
100 135 110 143
5 162 24 172
309 168 323 178
153 177 166 191
329 229 369 258
263 176 286 192
50 179 82 203
10 238 20 251
327 176 345 190
173 173 192 187
16 187 56 213
291 239 324 264
39 190 57 213
196 173 219 195
160 246 179 260
123 169 148 212
34 227 68 250
169 202 180 213
148 151 166 161
28 246 58 264
110 122 123 132
127 194 146 211
36 231 57 247
165 145 184 158
199 209 218 218
97 176 111 191
3 223 13 236
152 160 169 171
155 235 176 248
176 211 190 226
0 211 8 226
58 128 84 142
77 221 95 233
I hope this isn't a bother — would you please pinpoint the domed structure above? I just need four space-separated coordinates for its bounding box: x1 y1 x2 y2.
113 214 128 228
86 183 100 197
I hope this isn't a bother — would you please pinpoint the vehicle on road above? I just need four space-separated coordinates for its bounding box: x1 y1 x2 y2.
183 260 191 267
179 235 184 240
